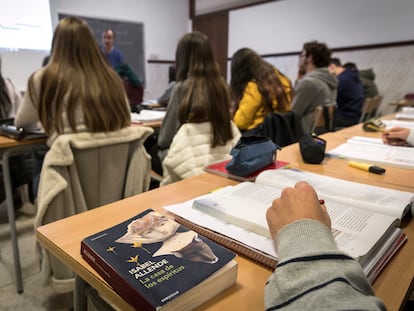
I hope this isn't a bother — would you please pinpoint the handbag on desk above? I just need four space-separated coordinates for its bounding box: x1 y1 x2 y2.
226 136 280 177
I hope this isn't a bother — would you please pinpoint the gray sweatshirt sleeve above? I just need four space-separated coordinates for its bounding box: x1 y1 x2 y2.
157 83 182 151
264 220 386 311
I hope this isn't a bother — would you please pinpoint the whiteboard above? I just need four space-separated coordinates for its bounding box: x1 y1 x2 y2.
229 0 414 56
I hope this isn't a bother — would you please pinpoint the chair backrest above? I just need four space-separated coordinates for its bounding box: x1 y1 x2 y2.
311 104 336 134
34 127 153 293
73 142 134 209
359 97 375 123
261 111 304 147
368 95 383 119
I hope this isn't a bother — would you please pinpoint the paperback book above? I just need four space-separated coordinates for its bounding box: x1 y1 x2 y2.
81 209 238 311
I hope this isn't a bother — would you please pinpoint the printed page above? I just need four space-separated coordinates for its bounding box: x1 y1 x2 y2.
324 195 398 258
255 169 413 220
327 139 414 169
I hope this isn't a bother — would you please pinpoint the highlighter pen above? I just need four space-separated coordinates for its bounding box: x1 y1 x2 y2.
348 161 386 174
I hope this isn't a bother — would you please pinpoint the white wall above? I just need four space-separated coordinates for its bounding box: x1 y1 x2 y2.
229 0 414 55
1 0 189 96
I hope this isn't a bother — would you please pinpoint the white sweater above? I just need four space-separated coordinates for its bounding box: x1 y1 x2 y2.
161 122 241 186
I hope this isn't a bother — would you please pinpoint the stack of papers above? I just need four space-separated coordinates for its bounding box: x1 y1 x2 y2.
130 110 166 123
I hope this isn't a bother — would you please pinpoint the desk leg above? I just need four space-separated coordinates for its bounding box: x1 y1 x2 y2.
2 149 23 293
74 274 88 311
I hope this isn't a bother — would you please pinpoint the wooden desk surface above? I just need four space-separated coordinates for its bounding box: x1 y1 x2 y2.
0 135 46 148
36 119 414 311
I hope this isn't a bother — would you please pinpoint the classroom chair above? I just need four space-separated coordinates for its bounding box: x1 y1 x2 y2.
34 126 153 297
311 104 336 135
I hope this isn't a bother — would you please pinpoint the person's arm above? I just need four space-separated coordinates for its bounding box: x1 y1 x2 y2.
290 79 315 118
14 72 42 130
4 78 21 117
232 82 262 130
265 182 386 311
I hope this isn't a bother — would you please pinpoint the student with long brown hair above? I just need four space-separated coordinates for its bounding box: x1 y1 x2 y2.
15 16 130 145
230 48 292 135
15 16 134 200
160 31 241 185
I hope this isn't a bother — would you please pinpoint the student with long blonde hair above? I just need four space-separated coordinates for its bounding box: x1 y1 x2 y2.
15 16 133 199
15 16 130 145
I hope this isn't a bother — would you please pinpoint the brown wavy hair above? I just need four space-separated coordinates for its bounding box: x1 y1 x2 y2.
0 57 12 119
28 16 130 135
176 31 233 147
230 48 291 114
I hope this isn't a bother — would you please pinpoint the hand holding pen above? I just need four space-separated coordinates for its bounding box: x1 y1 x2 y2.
382 127 410 146
266 181 331 240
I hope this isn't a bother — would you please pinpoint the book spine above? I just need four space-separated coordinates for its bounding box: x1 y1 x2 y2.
174 216 277 269
80 241 155 311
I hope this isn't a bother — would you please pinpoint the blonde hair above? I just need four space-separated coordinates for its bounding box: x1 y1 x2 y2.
29 16 130 134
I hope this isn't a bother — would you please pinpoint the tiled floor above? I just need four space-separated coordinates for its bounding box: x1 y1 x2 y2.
0 203 72 311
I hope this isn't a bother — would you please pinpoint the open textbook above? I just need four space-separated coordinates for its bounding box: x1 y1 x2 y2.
327 136 414 169
164 169 413 283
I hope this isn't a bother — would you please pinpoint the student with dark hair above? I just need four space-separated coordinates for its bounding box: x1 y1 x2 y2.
159 31 240 185
0 57 21 119
265 181 386 310
329 57 364 127
230 47 292 134
0 57 33 208
291 41 338 132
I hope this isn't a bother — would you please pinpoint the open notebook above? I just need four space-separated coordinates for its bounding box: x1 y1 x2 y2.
327 136 414 169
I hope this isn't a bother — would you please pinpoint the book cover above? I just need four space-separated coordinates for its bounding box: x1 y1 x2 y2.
204 158 289 181
81 209 237 311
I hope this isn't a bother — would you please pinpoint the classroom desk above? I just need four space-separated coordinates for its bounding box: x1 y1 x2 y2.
0 135 47 293
389 99 414 112
279 122 414 193
36 119 414 310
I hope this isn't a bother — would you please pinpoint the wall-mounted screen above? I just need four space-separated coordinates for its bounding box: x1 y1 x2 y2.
0 0 53 51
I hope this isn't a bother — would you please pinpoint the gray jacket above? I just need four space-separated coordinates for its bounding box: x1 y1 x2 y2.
292 68 338 132
265 220 386 311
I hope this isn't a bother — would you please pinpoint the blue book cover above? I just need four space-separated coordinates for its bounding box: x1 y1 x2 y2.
81 209 237 311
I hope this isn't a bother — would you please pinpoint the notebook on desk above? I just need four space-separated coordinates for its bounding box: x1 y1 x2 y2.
0 124 47 141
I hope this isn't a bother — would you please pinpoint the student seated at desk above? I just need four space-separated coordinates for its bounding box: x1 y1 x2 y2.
159 31 241 186
230 48 292 135
0 56 34 208
382 127 414 146
15 17 132 197
265 181 386 311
